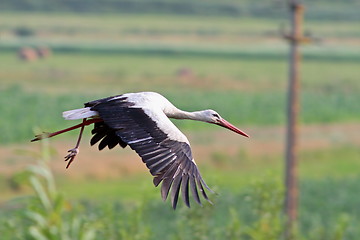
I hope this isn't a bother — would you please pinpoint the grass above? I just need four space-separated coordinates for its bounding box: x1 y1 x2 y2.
0 44 359 144
2 162 359 239
43 145 358 201
1 181 358 239
299 146 360 179
1 0 359 21
0 12 359 39
1 50 359 93
1 85 359 144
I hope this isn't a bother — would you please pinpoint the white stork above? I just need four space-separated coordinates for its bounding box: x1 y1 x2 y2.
32 92 249 209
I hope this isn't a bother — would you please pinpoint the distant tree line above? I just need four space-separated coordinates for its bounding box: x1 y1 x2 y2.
1 0 359 21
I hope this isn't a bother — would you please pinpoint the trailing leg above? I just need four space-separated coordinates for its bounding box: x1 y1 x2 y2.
64 119 87 168
31 118 102 142
31 117 103 168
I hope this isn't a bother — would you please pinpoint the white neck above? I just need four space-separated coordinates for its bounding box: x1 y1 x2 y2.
165 108 207 122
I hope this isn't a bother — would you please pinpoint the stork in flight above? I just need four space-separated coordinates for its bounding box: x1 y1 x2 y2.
32 92 249 209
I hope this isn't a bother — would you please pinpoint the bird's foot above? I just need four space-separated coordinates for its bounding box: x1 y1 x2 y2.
31 132 50 142
64 148 79 169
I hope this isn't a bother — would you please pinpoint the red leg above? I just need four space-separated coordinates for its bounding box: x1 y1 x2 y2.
31 117 103 169
31 118 102 142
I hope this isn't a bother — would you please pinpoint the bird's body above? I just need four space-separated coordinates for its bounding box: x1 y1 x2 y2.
32 92 249 209
64 92 191 143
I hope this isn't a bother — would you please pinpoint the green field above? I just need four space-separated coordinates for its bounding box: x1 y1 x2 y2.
1 51 359 144
1 144 359 239
0 10 359 240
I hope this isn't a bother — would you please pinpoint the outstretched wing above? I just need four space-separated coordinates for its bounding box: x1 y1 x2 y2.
87 96 212 209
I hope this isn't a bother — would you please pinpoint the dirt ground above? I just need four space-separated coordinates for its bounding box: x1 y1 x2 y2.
0 123 359 179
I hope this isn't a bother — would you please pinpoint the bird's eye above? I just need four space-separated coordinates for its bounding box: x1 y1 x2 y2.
212 113 220 118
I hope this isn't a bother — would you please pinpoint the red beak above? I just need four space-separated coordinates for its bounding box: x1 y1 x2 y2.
216 118 249 138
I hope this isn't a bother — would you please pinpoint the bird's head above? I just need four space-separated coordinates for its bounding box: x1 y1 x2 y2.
202 110 249 138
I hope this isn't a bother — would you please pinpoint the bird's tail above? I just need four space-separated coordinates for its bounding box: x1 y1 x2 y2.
62 107 98 120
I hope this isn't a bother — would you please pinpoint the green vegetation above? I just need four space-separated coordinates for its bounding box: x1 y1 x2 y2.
1 143 359 239
1 84 359 144
1 0 359 21
1 13 359 44
0 42 359 144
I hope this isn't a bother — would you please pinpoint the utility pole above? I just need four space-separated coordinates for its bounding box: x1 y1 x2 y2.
283 0 310 239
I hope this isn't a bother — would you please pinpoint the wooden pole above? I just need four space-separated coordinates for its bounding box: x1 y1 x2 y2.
284 1 305 239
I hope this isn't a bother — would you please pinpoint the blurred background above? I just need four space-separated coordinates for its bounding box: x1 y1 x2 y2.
0 0 359 239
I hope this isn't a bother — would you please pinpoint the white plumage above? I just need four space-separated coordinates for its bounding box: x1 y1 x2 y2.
62 107 98 120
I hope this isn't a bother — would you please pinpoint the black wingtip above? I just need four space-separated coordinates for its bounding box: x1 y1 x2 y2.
161 177 174 201
190 177 202 206
171 175 182 210
181 175 190 208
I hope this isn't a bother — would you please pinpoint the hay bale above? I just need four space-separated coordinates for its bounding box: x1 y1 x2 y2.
17 47 38 62
36 46 51 58
176 67 194 78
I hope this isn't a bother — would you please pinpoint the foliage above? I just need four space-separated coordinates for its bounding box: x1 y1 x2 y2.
1 157 357 239
242 176 284 239
0 144 355 239
22 139 95 240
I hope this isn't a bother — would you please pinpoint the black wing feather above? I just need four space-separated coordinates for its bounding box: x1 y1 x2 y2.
91 122 127 149
190 176 201 205
98 136 110 150
171 174 182 209
90 131 107 146
88 96 212 208
181 175 190 207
